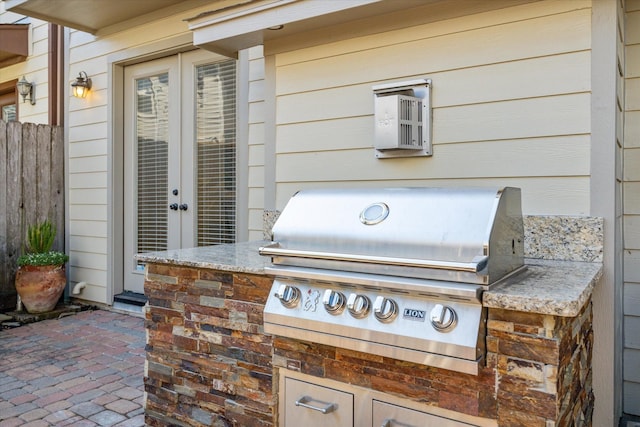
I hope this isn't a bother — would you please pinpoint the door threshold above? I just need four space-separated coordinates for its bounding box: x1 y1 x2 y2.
113 291 147 307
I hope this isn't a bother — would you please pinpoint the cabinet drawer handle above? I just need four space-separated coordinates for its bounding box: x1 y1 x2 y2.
295 396 336 414
381 419 392 427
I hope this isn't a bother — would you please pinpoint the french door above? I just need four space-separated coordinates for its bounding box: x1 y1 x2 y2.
123 50 237 293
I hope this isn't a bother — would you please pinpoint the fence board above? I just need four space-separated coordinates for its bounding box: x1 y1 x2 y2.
0 121 64 311
37 124 52 225
0 120 6 295
22 123 38 236
3 122 21 311
51 125 64 252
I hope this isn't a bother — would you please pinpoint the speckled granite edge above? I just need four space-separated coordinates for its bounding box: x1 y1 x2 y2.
135 241 270 274
483 259 603 317
263 210 280 240
524 215 603 263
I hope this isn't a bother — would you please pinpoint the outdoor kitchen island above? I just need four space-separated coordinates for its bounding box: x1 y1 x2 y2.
138 217 602 427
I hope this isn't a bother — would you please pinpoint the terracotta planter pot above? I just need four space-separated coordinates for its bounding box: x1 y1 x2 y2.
15 265 66 313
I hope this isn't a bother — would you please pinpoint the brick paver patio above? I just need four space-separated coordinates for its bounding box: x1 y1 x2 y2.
0 310 145 426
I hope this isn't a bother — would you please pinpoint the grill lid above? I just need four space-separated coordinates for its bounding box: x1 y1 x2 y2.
260 187 524 285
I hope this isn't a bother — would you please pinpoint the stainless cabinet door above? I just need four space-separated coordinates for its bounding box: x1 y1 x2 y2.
284 378 353 427
373 400 478 427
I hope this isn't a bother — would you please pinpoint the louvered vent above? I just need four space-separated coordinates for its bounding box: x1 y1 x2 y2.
374 94 423 150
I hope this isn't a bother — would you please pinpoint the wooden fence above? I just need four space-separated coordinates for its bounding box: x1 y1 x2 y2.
0 121 64 312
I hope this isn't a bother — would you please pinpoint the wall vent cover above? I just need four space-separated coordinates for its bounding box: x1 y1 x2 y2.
374 94 423 151
372 79 432 159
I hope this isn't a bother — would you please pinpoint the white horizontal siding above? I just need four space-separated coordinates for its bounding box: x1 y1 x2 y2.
68 105 109 127
248 165 265 189
625 282 640 316
628 44 640 78
271 1 592 216
274 1 591 71
276 136 589 180
247 45 266 239
625 182 640 214
68 140 108 158
624 3 640 417
249 144 265 166
63 2 219 304
68 156 107 174
69 235 108 254
277 116 371 153
68 172 107 189
434 95 589 144
626 316 640 349
627 110 640 148
68 268 107 288
69 189 108 205
68 122 109 143
69 220 107 238
628 77 640 110
69 205 108 222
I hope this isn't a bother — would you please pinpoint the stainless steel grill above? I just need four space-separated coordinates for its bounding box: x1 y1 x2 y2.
260 187 524 375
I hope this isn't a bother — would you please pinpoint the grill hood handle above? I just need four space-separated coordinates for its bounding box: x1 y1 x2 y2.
259 243 488 273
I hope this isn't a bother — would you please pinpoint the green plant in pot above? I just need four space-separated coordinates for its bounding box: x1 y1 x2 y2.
15 220 69 313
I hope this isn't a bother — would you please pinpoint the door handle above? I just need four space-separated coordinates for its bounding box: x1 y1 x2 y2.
294 396 336 414
179 203 188 211
169 203 179 211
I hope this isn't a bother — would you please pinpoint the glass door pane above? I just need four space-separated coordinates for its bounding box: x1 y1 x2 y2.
136 74 169 254
195 60 237 246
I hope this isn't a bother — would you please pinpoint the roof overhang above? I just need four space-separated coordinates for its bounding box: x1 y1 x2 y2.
186 0 405 58
0 24 28 68
187 0 543 58
4 0 213 35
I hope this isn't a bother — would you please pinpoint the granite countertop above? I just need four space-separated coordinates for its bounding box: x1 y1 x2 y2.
136 241 603 318
483 259 602 317
135 240 270 274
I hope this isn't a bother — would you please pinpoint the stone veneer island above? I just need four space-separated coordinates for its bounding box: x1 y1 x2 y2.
137 216 603 427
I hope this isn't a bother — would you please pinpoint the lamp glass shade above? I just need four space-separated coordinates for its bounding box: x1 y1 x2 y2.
71 72 91 98
17 77 31 98
72 85 87 98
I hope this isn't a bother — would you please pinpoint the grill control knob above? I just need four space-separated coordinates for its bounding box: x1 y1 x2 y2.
323 290 346 315
373 296 398 323
430 304 457 332
347 293 371 319
274 284 301 308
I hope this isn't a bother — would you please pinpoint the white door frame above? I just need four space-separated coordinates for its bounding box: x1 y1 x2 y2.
107 37 249 301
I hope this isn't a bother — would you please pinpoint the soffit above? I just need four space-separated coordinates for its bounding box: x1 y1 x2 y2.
5 0 213 34
0 24 28 68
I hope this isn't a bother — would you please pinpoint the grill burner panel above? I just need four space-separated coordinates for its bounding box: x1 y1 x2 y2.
264 277 484 374
260 187 524 375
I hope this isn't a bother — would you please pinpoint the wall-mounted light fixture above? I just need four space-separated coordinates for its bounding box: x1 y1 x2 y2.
71 71 92 98
17 76 35 105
